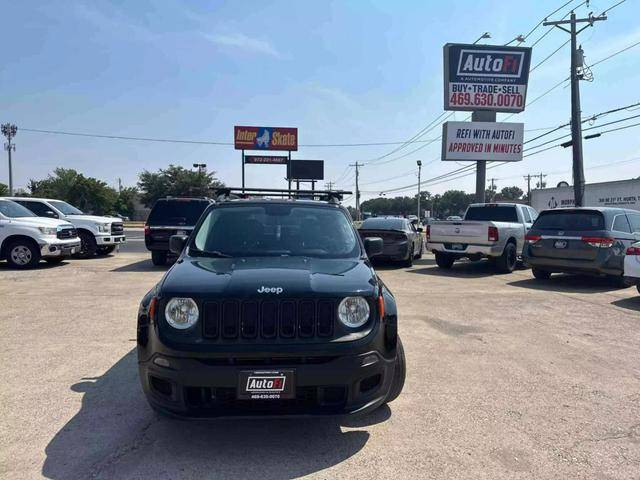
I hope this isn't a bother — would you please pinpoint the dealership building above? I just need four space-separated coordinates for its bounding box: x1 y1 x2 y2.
531 178 640 213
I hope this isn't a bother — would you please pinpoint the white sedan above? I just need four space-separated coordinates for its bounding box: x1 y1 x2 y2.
624 241 640 294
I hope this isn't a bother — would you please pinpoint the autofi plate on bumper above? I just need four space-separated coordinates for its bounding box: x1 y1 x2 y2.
238 370 296 400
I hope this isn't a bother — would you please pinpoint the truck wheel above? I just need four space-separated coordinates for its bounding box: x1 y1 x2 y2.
435 252 455 269
97 245 116 255
6 239 41 269
402 247 414 267
495 242 517 273
385 337 406 404
532 267 551 280
75 231 98 259
151 250 167 266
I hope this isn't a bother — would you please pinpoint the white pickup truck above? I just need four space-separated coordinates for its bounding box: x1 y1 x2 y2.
7 197 126 258
426 203 538 273
0 198 80 268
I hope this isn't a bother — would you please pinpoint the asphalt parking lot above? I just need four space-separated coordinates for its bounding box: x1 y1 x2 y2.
1 249 639 480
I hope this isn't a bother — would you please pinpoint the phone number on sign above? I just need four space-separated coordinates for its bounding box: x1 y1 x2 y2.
449 92 523 109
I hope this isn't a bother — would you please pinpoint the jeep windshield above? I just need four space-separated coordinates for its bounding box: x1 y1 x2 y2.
191 204 360 258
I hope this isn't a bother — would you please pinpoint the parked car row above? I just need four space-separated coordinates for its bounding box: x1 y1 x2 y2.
423 202 639 292
0 197 126 268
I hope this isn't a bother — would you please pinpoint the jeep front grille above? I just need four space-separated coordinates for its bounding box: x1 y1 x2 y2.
203 298 336 342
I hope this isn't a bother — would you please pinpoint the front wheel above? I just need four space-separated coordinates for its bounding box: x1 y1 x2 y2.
97 245 116 255
495 242 517 274
6 239 41 269
75 231 98 259
435 251 455 269
385 337 406 404
610 275 633 288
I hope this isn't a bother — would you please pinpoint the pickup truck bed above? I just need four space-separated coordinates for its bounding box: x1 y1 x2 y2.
426 203 538 273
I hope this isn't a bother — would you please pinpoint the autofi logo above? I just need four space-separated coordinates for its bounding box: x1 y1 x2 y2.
457 49 525 78
246 375 286 392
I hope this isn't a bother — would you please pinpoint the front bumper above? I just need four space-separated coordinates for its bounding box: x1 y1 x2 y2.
39 238 81 258
95 234 126 246
139 349 395 418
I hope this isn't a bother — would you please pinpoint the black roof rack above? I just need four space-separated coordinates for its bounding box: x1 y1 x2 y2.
212 187 352 204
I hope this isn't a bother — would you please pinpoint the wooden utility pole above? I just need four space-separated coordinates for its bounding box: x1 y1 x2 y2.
349 162 364 220
544 11 606 206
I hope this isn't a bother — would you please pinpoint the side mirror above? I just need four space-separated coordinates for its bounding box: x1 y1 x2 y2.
169 235 189 255
45 210 59 219
363 237 384 257
417 227 423 233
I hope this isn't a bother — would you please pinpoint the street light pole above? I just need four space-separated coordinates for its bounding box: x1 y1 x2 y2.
2 123 17 196
416 160 422 220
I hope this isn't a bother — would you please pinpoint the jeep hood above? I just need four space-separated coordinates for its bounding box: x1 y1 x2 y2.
160 256 377 298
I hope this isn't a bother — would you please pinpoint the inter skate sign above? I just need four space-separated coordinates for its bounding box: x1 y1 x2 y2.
234 126 298 151
443 44 532 113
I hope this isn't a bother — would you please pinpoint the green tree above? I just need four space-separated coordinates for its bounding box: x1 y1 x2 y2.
0 182 8 196
498 186 524 201
114 187 138 218
137 165 224 207
437 190 474 217
29 168 118 215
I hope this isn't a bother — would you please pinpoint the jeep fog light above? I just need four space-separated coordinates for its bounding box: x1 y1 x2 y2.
165 297 199 330
338 297 370 328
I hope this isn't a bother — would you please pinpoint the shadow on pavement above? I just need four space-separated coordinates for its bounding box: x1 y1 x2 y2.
43 349 376 479
110 259 172 273
372 258 435 271
0 260 70 270
611 295 640 312
408 259 501 278
508 274 623 294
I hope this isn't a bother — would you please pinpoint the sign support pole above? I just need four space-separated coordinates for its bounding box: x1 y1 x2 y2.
241 150 245 193
471 110 495 203
287 151 292 197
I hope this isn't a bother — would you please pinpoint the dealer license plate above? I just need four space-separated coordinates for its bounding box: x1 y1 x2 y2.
237 370 295 400
450 243 464 251
554 240 568 249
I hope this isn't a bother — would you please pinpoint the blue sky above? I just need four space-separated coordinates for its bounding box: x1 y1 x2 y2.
1 0 639 205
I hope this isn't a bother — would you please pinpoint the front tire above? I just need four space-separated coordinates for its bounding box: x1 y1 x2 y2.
532 267 552 280
435 251 455 269
75 231 98 259
385 337 406 404
495 242 517 274
610 275 633 288
151 250 167 266
6 239 41 269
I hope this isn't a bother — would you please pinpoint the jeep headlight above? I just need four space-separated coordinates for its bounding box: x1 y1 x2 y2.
97 223 110 233
338 296 370 328
38 226 57 236
165 297 199 330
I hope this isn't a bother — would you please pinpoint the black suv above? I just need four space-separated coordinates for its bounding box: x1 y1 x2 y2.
137 189 406 417
144 197 212 265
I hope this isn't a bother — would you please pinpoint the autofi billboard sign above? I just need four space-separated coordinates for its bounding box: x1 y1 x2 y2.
234 126 298 151
442 121 524 162
443 44 532 112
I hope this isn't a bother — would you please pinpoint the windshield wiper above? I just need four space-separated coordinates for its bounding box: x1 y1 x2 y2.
190 248 232 258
